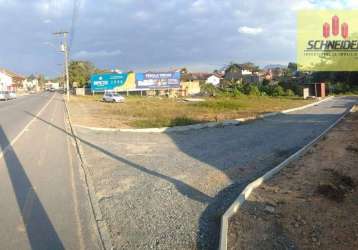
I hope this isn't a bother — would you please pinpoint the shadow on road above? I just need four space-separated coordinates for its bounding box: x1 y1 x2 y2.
25 96 358 249
0 126 64 250
24 111 213 206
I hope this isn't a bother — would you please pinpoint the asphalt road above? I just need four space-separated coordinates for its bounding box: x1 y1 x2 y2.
74 96 357 249
0 92 101 250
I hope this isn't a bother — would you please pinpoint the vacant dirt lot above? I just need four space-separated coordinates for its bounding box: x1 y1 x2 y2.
68 95 313 128
229 107 358 250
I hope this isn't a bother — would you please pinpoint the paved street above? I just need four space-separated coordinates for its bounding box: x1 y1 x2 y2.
0 92 101 250
74 96 357 249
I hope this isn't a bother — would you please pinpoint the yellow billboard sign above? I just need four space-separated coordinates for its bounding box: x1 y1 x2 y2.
297 10 358 71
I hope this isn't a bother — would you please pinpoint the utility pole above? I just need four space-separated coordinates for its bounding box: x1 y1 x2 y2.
57 63 65 89
53 31 70 101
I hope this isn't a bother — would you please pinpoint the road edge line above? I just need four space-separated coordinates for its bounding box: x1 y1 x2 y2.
219 103 356 250
72 96 334 133
0 93 55 160
63 97 113 250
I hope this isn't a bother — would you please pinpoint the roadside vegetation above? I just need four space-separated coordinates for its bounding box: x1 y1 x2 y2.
69 95 314 129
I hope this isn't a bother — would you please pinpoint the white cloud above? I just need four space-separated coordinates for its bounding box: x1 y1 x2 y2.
291 0 316 10
72 49 122 59
190 0 207 13
238 26 263 35
133 10 150 20
35 0 74 17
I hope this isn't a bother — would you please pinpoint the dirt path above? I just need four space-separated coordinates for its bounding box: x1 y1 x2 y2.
229 107 358 250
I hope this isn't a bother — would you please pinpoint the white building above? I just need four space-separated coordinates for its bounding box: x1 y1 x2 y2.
0 71 13 90
0 68 25 91
45 82 60 90
241 69 253 75
206 74 222 86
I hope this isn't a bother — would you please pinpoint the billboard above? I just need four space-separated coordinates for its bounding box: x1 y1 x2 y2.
135 72 181 89
113 72 136 92
90 73 128 92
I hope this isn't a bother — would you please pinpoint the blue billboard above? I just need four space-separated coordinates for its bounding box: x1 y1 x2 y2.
136 72 181 89
90 73 128 92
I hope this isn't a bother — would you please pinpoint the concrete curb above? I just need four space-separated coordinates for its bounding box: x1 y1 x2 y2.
73 96 334 133
63 97 113 250
219 103 356 250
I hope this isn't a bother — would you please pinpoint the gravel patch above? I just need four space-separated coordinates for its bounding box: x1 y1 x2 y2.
74 96 357 249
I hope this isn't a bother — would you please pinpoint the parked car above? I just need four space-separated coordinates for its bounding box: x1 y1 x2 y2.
102 92 125 103
0 91 10 100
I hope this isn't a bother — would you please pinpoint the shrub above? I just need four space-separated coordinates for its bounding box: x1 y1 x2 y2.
200 83 220 96
260 85 285 96
170 117 198 126
271 85 285 96
285 89 295 96
331 82 351 94
248 85 261 96
231 88 244 97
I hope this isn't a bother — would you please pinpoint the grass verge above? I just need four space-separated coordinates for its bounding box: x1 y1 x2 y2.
68 95 315 129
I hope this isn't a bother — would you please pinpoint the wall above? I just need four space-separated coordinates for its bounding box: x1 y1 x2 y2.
206 76 221 86
0 72 12 90
180 81 201 96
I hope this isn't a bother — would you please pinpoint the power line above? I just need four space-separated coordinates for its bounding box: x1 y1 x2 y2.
69 0 82 52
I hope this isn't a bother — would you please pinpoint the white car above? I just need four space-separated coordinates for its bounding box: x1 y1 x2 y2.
102 92 125 103
0 91 10 100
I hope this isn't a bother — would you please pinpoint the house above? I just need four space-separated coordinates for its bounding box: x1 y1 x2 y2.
179 72 208 96
206 73 223 86
242 74 260 84
22 75 39 91
188 73 211 82
224 69 260 84
0 71 12 90
0 68 25 90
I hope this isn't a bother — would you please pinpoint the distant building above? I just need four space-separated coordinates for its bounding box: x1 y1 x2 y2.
23 75 39 91
224 69 259 84
206 73 223 86
188 73 211 81
0 68 25 90
0 71 12 90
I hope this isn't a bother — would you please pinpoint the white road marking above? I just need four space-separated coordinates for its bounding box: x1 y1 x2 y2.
0 93 56 161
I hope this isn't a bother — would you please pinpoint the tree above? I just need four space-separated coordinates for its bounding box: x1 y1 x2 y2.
180 68 192 82
224 62 243 75
288 62 297 73
240 62 260 72
37 74 46 89
69 61 96 87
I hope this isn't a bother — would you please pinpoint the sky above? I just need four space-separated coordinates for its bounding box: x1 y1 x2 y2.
0 0 357 77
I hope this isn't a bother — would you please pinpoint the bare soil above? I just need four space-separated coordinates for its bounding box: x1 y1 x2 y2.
228 108 358 250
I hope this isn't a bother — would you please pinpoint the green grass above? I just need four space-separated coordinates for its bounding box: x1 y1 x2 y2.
190 98 247 110
69 95 315 129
